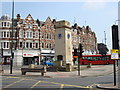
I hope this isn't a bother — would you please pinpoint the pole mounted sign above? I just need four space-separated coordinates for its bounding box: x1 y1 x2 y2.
111 49 119 60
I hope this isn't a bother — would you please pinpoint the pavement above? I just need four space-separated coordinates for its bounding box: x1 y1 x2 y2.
0 64 120 89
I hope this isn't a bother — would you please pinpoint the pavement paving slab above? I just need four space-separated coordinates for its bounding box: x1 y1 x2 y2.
96 84 120 90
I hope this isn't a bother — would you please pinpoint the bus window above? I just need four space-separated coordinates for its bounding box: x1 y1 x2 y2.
82 57 87 60
106 56 110 60
92 57 96 61
96 57 99 61
98 57 104 60
88 57 92 61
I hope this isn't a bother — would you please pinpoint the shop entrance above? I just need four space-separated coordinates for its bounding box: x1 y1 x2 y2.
23 57 39 65
4 56 10 65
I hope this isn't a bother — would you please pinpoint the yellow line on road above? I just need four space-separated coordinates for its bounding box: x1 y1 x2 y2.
64 84 89 88
2 76 20 79
41 80 89 88
60 84 64 90
3 78 25 88
30 81 41 88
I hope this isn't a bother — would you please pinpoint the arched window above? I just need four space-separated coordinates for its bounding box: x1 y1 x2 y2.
46 44 49 48
49 44 51 48
42 43 44 48
46 34 49 39
4 22 6 27
35 32 39 38
42 33 44 38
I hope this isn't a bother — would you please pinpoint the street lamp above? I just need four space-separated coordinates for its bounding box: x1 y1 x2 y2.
10 0 14 74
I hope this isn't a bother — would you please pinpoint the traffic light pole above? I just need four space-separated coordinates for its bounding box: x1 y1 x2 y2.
113 60 116 86
77 43 83 76
78 55 80 76
111 25 118 86
1 48 4 73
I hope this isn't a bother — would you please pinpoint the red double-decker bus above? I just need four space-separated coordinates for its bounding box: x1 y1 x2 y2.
80 54 114 65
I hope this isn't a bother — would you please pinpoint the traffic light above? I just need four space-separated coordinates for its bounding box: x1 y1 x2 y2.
74 49 78 56
1 48 3 58
112 25 119 49
12 52 14 59
78 44 84 57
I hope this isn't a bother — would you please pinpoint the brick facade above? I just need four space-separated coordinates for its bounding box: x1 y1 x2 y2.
0 14 97 66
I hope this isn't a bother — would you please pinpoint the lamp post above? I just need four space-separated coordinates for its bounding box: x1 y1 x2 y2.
10 0 14 74
39 48 41 65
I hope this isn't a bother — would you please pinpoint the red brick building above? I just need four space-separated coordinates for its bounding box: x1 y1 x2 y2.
71 23 98 54
0 14 97 66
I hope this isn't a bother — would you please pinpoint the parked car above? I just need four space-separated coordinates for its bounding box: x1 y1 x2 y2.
43 60 54 66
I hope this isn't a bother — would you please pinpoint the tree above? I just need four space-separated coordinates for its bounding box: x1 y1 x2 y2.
98 43 109 56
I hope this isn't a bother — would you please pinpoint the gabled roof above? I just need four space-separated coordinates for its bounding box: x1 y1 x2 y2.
24 14 35 24
45 16 52 24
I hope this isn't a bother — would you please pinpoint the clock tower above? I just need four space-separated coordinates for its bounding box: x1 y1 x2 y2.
55 20 73 67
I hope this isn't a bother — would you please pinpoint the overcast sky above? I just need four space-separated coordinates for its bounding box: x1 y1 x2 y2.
1 0 118 50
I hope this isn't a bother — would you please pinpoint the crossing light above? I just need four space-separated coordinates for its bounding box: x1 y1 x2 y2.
78 44 84 57
73 49 78 58
12 52 14 59
74 49 78 56
79 44 84 53
112 25 119 49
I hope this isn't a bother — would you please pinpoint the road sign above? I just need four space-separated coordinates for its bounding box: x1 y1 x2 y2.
111 49 119 60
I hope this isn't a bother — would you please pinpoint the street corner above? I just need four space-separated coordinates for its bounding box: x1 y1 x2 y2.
96 84 120 90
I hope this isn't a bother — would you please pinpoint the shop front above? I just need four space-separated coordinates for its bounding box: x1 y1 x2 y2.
23 53 39 65
40 50 55 64
3 51 11 65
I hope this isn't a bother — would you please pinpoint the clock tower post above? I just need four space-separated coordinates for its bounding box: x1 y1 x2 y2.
55 20 73 70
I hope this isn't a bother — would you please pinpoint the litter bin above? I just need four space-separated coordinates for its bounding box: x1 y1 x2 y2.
66 63 72 72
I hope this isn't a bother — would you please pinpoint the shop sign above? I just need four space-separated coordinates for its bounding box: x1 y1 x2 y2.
23 53 34 57
3 51 11 56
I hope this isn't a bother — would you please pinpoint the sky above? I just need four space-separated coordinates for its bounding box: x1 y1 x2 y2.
1 0 118 50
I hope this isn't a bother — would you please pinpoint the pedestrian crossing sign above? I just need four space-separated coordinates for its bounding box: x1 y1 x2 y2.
111 49 119 60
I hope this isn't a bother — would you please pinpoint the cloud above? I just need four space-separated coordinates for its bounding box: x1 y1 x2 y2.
82 1 107 10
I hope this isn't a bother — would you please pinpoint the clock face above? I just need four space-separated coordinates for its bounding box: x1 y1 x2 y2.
67 34 70 39
58 34 62 39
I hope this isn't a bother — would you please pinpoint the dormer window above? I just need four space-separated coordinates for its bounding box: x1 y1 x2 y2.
30 24 32 28
26 24 29 28
28 17 31 20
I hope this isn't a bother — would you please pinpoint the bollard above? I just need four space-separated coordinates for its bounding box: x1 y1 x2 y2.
66 63 72 72
41 65 46 76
